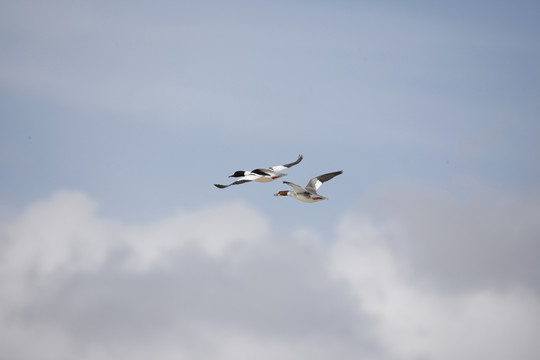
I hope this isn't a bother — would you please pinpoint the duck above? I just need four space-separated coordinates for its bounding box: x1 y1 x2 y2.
214 154 303 189
274 170 342 202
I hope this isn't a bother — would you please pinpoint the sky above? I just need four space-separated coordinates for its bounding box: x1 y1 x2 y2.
1 0 540 359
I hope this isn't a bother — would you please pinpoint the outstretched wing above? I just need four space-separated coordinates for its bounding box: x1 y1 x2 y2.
305 170 343 192
214 180 249 188
269 154 303 172
214 174 261 189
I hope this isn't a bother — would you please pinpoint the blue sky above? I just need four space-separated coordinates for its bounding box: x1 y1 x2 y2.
1 1 540 359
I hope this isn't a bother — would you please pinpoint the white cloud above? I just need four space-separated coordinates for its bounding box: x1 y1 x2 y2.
0 192 113 309
1 189 539 360
121 201 269 270
0 191 267 307
331 212 540 360
0 191 366 359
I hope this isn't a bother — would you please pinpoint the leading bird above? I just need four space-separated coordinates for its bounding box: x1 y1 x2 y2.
214 155 303 189
274 170 343 203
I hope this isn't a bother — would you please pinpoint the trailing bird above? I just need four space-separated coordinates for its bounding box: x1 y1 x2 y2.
274 170 342 202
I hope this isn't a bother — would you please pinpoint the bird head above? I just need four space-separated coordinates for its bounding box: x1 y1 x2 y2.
274 190 290 197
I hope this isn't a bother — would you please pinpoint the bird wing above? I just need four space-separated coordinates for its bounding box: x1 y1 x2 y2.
269 154 303 172
283 181 308 194
214 174 261 189
251 168 272 176
305 170 343 192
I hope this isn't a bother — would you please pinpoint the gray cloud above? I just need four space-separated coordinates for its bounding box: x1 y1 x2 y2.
356 184 540 293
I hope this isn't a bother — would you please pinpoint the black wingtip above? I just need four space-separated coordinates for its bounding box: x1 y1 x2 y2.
283 154 303 168
214 184 227 189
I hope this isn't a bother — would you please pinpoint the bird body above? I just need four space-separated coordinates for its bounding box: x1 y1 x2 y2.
274 170 342 203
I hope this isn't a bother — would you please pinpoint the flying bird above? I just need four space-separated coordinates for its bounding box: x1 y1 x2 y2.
274 170 343 202
214 155 303 189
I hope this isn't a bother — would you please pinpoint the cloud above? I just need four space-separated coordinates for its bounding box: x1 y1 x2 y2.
0 191 369 360
1 189 539 359
331 212 540 360
354 184 540 292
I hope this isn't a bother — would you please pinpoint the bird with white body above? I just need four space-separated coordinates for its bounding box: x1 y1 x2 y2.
214 155 303 189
